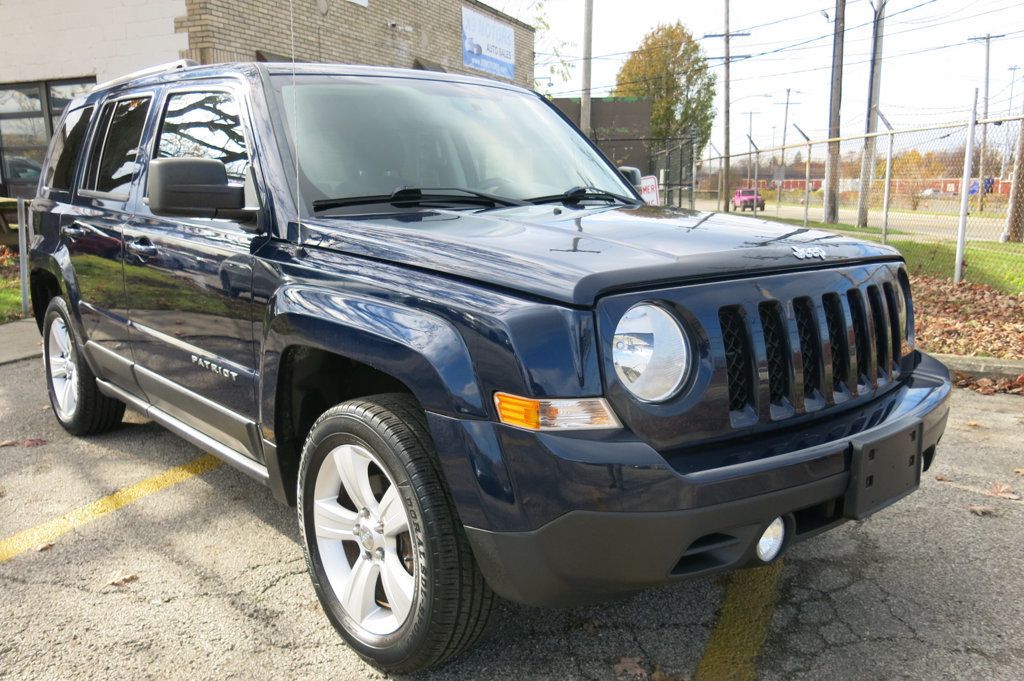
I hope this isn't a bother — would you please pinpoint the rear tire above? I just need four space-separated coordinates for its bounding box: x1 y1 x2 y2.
297 393 494 673
42 297 125 435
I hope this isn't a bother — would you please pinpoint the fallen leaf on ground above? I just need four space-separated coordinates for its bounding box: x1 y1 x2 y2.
1013 468 1024 477
933 473 952 482
985 482 1022 500
0 486 5 498
107 573 139 588
912 276 1024 366
965 420 982 428
969 505 998 517
20 438 47 447
612 656 648 679
34 543 54 552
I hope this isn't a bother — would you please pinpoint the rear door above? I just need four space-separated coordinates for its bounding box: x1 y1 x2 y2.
122 82 264 461
65 94 154 395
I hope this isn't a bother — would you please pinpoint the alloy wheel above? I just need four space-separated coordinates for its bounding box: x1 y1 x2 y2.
312 442 416 636
48 317 78 420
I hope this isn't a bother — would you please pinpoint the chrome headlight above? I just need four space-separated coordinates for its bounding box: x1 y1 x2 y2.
612 304 690 402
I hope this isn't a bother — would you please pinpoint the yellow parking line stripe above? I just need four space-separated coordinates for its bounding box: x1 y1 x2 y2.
695 561 784 681
0 454 221 564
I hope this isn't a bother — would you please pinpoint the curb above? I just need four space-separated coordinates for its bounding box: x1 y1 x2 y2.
932 353 1024 381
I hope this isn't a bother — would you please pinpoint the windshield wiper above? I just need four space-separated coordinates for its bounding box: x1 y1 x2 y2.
312 186 528 212
527 186 642 207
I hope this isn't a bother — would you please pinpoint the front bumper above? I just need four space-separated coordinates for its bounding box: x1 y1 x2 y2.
428 353 952 607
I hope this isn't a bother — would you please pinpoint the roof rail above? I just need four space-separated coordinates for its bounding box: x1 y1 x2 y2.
91 59 199 93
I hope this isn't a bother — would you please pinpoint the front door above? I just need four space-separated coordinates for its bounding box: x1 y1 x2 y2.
123 85 264 460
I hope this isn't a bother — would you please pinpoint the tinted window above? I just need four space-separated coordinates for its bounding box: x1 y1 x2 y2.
155 91 247 180
85 96 151 196
45 106 94 191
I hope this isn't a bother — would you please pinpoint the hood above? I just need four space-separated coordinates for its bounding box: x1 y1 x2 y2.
302 204 901 306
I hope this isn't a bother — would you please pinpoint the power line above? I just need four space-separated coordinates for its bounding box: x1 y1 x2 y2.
536 1 854 68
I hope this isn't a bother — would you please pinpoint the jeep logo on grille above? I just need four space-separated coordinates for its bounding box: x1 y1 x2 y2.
792 246 827 260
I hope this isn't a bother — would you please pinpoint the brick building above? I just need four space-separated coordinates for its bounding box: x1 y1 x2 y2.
0 0 534 198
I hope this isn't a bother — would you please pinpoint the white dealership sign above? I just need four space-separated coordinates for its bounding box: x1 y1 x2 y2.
461 7 515 80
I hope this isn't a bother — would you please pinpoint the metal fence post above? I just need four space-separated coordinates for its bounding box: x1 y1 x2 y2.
753 150 760 216
881 131 894 244
690 137 697 210
18 197 29 317
677 144 684 209
804 145 812 228
955 90 979 285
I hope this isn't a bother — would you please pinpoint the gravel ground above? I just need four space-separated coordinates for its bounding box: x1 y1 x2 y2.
1 356 1022 680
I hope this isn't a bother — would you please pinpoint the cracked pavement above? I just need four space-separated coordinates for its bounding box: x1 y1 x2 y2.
1 356 1022 680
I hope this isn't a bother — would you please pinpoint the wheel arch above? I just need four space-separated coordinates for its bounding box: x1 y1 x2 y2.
259 286 489 504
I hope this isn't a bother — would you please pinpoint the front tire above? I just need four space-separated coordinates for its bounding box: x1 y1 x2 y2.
42 297 125 435
297 394 494 673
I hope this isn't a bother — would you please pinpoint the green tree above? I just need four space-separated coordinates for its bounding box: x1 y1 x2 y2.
613 22 716 150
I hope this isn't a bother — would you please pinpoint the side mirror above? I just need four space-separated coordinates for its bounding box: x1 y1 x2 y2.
148 157 255 221
618 166 643 189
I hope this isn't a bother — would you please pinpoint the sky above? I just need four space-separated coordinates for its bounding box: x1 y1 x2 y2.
495 0 1024 156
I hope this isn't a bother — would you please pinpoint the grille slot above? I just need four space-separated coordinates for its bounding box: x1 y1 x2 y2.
847 289 872 384
822 293 848 391
867 285 890 378
883 282 902 371
699 267 908 429
759 301 790 404
718 307 755 412
793 298 821 398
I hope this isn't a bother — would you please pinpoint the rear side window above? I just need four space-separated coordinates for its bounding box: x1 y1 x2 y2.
155 91 248 181
45 106 94 191
83 96 151 197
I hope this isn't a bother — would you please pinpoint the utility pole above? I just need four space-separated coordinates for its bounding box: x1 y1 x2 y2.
724 0 730 211
704 1 750 212
969 33 1005 212
580 0 594 138
856 0 887 228
823 0 846 224
774 88 801 215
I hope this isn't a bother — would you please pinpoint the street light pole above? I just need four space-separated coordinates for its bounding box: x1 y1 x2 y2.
856 0 886 228
744 111 759 185
775 88 801 215
580 0 594 138
969 33 1005 212
1001 65 1020 178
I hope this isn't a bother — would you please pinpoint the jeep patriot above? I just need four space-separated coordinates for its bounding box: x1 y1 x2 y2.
28 61 952 672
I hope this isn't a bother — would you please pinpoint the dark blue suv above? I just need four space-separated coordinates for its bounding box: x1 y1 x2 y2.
28 61 952 672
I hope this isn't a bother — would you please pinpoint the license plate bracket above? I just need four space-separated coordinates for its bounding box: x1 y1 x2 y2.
845 420 923 520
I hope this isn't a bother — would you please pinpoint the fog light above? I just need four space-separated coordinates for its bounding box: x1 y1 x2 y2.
756 517 786 562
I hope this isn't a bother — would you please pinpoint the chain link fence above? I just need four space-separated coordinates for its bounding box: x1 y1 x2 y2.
652 139 696 209
693 114 1024 294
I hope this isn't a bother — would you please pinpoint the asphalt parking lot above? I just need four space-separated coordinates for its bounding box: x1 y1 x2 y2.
2 355 1023 681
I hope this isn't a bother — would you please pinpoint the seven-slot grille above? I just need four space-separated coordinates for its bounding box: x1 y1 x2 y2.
719 276 908 416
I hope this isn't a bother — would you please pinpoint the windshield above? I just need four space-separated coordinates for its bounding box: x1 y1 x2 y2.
270 75 635 212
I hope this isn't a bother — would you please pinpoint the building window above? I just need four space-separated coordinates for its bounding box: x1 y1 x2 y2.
0 78 94 198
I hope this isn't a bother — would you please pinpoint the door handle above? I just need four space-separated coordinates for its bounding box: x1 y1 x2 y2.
126 239 158 257
62 222 87 238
